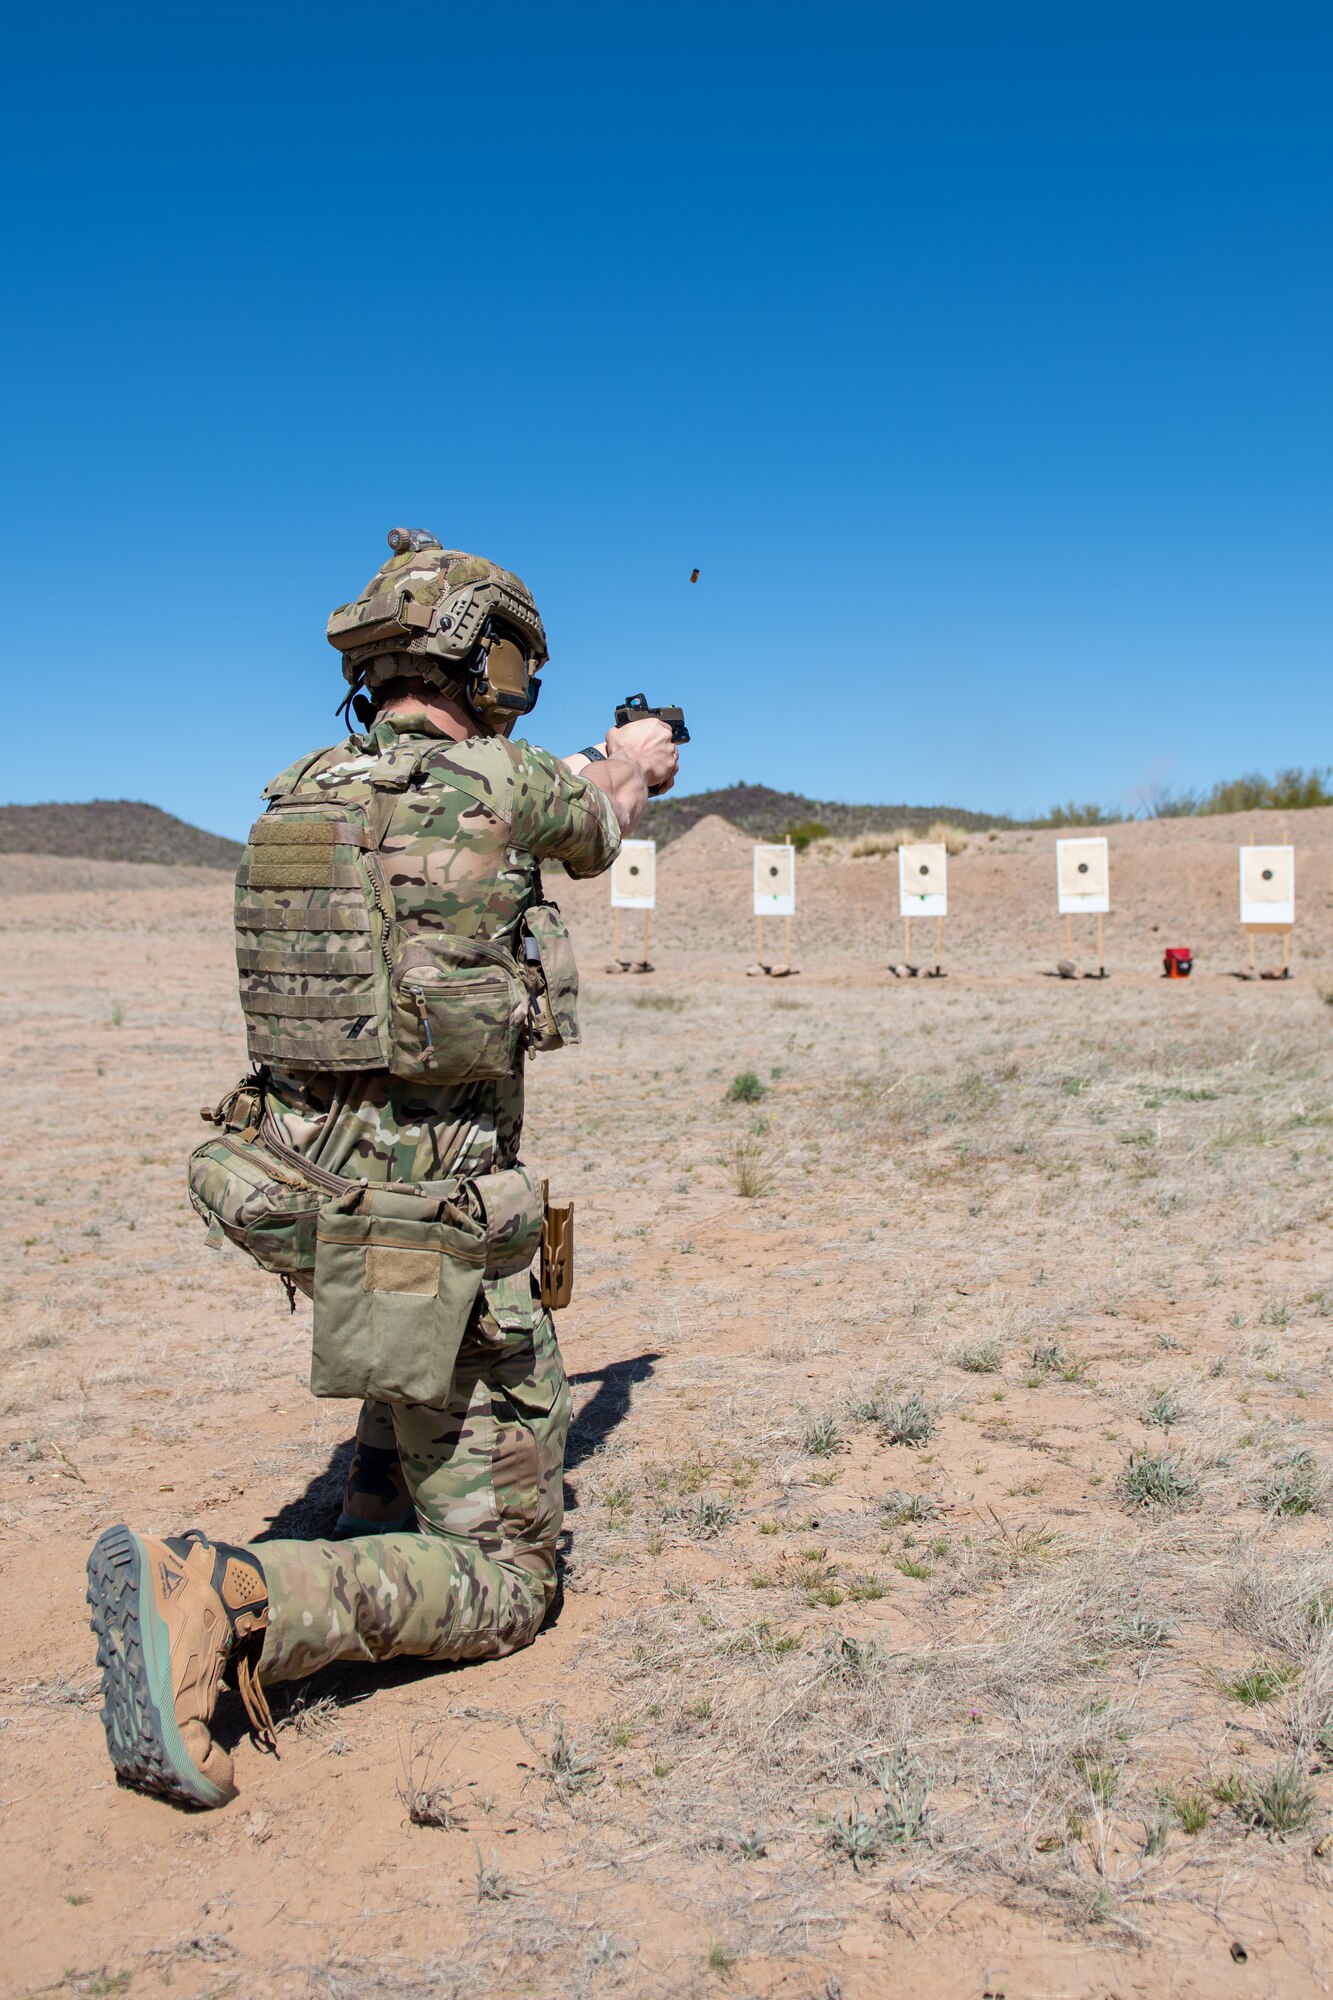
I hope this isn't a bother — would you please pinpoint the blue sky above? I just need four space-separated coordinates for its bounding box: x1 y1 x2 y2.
2 3 1329 837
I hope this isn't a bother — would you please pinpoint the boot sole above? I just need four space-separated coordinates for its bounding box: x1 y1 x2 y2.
332 1508 418 1538
86 1524 231 1810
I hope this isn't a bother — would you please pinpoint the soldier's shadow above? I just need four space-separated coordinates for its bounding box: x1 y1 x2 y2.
564 1349 661 1491
250 1349 661 1544
221 1349 661 1737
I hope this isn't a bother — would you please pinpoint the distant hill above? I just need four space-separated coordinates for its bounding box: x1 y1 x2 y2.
0 801 243 870
0 785 1013 869
643 783 1015 847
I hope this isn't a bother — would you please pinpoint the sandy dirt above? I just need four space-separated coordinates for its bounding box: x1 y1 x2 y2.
2 808 1332 1999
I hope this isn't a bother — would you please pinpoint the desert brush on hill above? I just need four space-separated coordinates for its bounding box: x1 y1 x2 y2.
644 782 1013 847
0 800 242 869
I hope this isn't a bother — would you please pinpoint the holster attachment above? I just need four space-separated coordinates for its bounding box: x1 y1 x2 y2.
540 1179 574 1311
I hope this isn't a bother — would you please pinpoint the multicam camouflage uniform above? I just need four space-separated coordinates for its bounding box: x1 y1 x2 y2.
221 708 619 1682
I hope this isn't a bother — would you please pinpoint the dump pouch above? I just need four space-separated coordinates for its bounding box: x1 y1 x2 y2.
312 1183 488 1405
187 1131 322 1279
521 902 580 1051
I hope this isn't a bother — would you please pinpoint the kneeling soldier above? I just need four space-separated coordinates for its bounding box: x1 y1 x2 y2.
87 530 678 1807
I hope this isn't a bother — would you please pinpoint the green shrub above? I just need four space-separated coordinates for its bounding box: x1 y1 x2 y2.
1034 801 1112 828
783 821 829 852
1200 766 1332 815
726 1071 767 1103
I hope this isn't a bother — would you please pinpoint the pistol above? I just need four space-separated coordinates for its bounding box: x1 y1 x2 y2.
614 693 690 745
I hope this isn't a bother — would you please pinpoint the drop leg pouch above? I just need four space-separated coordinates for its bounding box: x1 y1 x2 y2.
312 1185 488 1406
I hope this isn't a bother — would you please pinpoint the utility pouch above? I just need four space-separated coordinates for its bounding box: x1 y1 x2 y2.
187 1131 322 1279
540 1180 575 1310
311 1183 488 1405
388 935 528 1084
521 903 580 1052
466 1163 546 1276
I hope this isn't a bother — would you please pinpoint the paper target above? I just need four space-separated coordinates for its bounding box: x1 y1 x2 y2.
1239 845 1294 926
1056 836 1110 915
610 839 657 910
898 842 948 917
753 843 796 917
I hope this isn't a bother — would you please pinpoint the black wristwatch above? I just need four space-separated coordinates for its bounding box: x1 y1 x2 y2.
578 745 607 762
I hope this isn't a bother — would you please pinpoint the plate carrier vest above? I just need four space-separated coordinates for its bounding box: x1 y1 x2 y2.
233 738 578 1083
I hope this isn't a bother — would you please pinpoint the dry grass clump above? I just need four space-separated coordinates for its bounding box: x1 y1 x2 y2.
827 1752 930 1867
1116 1448 1200 1509
876 1391 937 1446
1260 1448 1325 1517
879 1489 939 1525
718 1135 773 1197
397 1725 462 1830
848 820 971 859
954 1338 1004 1374
1218 1761 1318 1836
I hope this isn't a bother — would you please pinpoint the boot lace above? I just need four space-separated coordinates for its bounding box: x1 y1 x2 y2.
235 1643 278 1756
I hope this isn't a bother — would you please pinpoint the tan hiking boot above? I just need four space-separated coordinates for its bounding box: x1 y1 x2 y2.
87 1524 274 1809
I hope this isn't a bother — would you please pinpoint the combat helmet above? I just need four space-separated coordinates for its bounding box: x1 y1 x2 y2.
326 528 548 737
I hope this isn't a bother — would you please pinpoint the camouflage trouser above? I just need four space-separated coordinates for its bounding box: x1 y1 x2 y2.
254 1302 571 1683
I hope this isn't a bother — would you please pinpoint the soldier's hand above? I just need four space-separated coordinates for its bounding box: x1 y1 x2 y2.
605 715 679 795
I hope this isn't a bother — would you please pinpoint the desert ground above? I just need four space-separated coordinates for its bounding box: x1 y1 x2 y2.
2 807 1332 1999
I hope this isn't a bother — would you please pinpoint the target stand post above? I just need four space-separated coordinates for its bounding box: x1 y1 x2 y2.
751 843 797 976
896 842 947 978
609 840 656 974
1238 843 1296 980
1055 838 1111 979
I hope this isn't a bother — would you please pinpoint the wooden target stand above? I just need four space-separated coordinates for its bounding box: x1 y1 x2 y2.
607 838 657 974
609 906 654 974
1236 837 1295 981
752 911 795 976
1241 923 1293 981
748 837 798 977
891 842 949 978
1057 912 1108 979
891 914 946 978
1054 837 1110 980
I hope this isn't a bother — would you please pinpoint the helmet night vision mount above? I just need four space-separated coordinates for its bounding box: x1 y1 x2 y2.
326 528 549 738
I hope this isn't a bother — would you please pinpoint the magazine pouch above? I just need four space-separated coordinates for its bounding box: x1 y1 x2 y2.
520 903 580 1051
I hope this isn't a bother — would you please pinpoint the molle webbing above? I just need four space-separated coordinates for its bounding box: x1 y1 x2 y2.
236 946 376 976
235 796 394 1074
235 900 372 932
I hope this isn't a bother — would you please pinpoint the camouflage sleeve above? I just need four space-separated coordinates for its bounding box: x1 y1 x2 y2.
508 740 623 879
